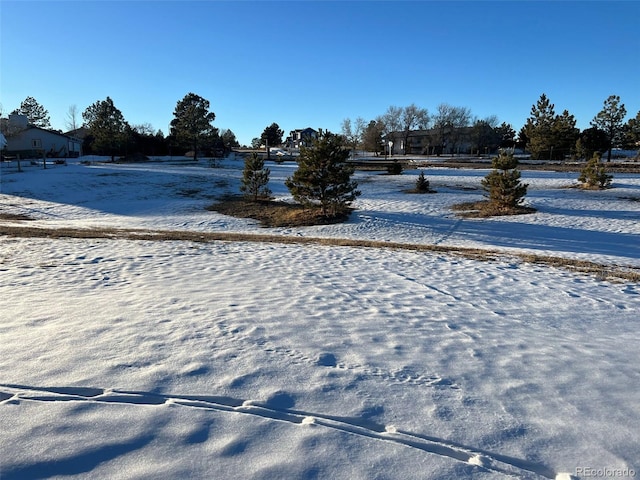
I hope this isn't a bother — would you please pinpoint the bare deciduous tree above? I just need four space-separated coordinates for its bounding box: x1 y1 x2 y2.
341 117 366 154
378 104 429 154
132 123 156 136
431 103 472 155
399 104 429 154
65 105 80 132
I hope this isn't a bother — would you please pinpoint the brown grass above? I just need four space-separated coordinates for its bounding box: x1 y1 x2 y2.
451 201 537 218
403 188 437 195
207 197 352 227
1 222 638 283
577 184 610 191
0 213 35 221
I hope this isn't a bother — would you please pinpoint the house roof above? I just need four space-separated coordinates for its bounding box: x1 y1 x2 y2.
10 124 82 143
388 126 475 138
289 127 317 134
65 126 89 140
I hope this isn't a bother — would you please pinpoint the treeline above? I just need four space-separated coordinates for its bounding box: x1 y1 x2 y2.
4 92 639 162
341 94 640 161
2 94 239 160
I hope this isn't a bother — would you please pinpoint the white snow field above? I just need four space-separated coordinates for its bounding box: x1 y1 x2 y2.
1 156 639 479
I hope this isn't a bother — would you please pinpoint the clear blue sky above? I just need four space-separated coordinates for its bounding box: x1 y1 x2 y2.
1 1 638 146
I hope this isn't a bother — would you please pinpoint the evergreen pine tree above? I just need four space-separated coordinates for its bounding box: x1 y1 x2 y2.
524 94 556 160
575 127 609 160
524 94 580 160
82 97 129 161
621 111 640 151
240 153 272 201
285 132 361 217
591 95 627 162
12 96 51 129
551 110 579 159
260 123 284 148
481 150 528 211
169 93 216 161
387 159 402 175
578 153 612 189
415 171 431 193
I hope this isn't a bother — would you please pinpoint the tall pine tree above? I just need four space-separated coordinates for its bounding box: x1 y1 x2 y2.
82 97 129 161
552 110 579 159
591 95 627 162
524 94 556 160
12 96 51 129
170 93 216 161
524 94 579 160
260 123 284 148
622 111 640 151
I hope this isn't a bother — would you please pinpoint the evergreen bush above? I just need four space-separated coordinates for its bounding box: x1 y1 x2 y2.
387 159 402 175
578 153 612 189
285 132 360 217
415 171 431 193
481 150 528 211
240 152 272 201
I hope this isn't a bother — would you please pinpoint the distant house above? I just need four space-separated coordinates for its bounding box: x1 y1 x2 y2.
286 128 319 149
65 126 90 142
2 114 83 158
387 127 473 156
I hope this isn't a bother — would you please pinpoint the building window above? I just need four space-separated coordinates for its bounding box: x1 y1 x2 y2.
32 139 42 149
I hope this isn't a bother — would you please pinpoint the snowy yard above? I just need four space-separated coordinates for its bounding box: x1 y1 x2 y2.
1 157 639 479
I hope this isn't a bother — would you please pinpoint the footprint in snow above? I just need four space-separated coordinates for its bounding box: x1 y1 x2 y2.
317 352 337 367
1 384 558 478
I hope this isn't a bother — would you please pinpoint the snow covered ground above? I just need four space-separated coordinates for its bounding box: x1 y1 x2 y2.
1 156 639 479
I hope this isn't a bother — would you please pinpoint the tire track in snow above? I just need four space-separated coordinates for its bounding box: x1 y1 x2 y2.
1 384 570 479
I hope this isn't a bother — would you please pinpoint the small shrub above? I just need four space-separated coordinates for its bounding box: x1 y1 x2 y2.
240 152 272 201
415 171 431 193
578 153 612 189
481 150 528 211
387 159 402 175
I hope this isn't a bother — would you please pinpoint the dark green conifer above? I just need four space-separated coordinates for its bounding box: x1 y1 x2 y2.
285 132 360 217
481 151 528 211
240 152 271 201
415 171 431 193
578 153 612 189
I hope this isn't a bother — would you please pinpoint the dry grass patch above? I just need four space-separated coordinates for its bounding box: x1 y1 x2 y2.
577 184 611 191
207 196 352 227
452 200 536 218
0 213 35 221
1 223 639 282
403 188 437 195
